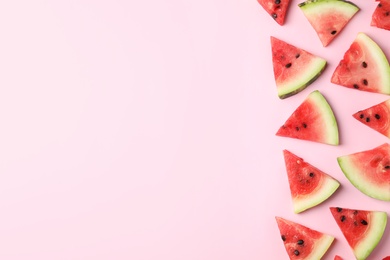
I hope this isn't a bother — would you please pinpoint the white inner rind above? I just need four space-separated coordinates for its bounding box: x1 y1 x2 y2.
293 177 340 213
337 156 390 201
356 33 390 95
305 234 334 260
309 91 339 145
354 212 387 260
278 58 326 97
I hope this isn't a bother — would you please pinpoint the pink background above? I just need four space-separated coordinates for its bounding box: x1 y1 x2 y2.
0 0 388 259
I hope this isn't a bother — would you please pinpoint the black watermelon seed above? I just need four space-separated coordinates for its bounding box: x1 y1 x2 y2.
295 127 300 131
366 117 370 123
281 235 286 241
361 220 368 225
362 61 367 68
275 0 281 4
295 53 300 58
359 114 364 119
309 172 314 177
331 30 337 35
340 215 346 222
386 11 390 16
353 84 359 89
363 79 368 85
302 123 307 128
297 240 304 245
294 250 300 256
353 210 358 215
384 165 390 169
375 114 380 119
336 207 342 212
272 13 277 19
285 63 292 68
379 3 382 7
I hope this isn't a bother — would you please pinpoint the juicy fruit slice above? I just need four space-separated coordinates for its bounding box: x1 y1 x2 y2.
371 1 390 31
257 0 291 25
271 37 327 99
283 150 340 213
330 207 387 260
353 99 390 138
337 143 390 201
298 0 359 46
331 32 390 94
276 90 339 145
276 217 334 259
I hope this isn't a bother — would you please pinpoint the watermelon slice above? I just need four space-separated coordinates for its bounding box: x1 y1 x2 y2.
298 0 359 47
371 1 390 31
276 90 339 145
337 143 390 201
283 150 340 213
331 32 390 95
353 99 390 138
276 216 334 259
271 37 327 99
330 207 387 260
257 0 291 25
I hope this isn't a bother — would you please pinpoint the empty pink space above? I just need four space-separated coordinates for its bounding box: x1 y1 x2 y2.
0 0 388 259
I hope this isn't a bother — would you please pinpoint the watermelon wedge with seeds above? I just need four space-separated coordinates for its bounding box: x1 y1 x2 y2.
331 32 390 94
371 1 390 31
283 150 340 213
330 207 387 260
353 99 390 138
257 0 291 25
276 216 334 259
298 0 359 47
276 90 339 145
337 143 390 201
271 37 327 99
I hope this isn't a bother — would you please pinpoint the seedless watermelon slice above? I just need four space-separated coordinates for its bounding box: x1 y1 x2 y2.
330 207 387 260
371 1 390 31
337 143 390 201
331 33 390 94
283 150 340 213
276 217 334 259
257 0 291 25
276 90 339 145
271 37 327 99
298 0 359 47
353 99 390 138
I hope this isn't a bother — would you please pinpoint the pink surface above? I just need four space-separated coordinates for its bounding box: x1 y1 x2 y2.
0 0 388 259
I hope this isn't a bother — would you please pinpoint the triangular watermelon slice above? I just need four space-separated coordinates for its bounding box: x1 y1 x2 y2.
276 217 334 259
331 32 390 95
337 143 390 201
298 0 359 47
371 1 390 31
276 90 339 145
257 0 291 25
353 99 390 138
330 207 387 260
271 37 327 99
283 150 340 213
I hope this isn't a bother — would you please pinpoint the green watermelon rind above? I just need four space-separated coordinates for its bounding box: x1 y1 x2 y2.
355 33 390 95
337 155 390 201
293 176 340 213
353 211 387 260
305 234 335 260
277 58 327 99
298 0 359 9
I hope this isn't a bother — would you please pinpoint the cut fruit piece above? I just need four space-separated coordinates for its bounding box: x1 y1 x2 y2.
271 37 327 99
330 207 387 260
276 216 334 259
331 32 390 94
283 150 340 213
257 0 291 25
298 0 359 46
337 143 390 201
276 90 339 145
353 99 390 138
371 1 390 31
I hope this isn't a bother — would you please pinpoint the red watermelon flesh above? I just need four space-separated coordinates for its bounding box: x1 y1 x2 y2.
334 256 343 260
337 143 390 201
283 150 340 213
257 0 291 25
331 32 390 94
276 217 334 259
371 1 390 31
353 99 390 138
276 90 339 145
330 207 387 260
383 256 390 260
